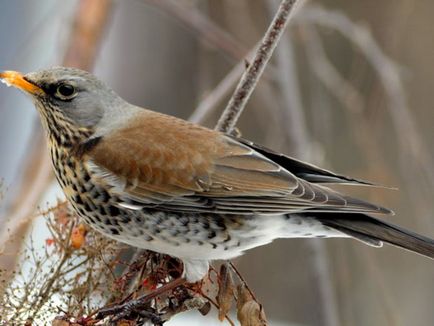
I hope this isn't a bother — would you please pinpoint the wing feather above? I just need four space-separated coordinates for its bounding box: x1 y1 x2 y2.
84 110 392 215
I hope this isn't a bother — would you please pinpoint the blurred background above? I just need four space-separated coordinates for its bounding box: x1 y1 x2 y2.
1 0 434 325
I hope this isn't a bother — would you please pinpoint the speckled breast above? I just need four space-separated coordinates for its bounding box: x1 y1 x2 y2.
47 144 253 260
49 144 133 236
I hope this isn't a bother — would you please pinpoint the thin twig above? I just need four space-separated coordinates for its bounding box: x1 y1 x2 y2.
215 0 299 133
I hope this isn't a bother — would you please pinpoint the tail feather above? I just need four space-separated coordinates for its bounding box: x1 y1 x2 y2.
313 212 434 259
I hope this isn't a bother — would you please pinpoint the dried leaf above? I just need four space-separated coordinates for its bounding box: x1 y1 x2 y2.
70 223 87 249
237 284 267 326
216 264 235 321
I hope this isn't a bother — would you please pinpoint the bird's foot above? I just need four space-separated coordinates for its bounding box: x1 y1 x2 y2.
104 303 163 325
95 277 186 323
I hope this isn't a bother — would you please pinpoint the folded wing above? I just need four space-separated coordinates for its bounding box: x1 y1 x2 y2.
83 110 392 215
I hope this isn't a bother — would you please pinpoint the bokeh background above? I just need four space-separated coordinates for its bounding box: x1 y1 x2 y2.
1 0 433 325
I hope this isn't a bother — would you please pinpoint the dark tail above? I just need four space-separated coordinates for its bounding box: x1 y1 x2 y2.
312 212 434 259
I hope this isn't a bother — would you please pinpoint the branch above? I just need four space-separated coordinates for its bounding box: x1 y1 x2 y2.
215 0 299 133
63 0 112 70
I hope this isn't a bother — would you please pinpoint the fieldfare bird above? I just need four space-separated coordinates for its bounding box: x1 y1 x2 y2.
1 67 434 284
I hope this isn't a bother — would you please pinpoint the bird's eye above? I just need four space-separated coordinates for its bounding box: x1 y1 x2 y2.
55 83 76 100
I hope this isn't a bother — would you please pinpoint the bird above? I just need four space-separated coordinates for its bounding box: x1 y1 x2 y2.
1 67 434 286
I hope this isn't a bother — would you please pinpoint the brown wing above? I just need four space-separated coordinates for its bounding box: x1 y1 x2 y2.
84 109 391 215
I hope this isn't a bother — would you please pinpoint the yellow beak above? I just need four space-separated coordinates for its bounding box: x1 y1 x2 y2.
0 70 43 95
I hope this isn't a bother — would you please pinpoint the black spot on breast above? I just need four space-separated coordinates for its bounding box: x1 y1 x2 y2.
179 216 189 226
110 228 120 235
74 195 83 205
202 220 210 230
98 206 106 215
83 173 91 183
83 202 92 212
208 230 216 239
99 190 109 203
216 217 227 230
108 206 120 216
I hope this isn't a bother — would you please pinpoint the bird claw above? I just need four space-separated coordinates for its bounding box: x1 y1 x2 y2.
96 278 185 323
96 298 163 324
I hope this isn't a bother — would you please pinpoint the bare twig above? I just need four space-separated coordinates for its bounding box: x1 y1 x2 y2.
215 0 299 133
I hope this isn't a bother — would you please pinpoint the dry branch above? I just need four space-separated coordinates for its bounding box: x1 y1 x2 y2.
215 0 299 133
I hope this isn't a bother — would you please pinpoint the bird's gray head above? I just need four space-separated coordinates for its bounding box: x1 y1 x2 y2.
0 67 125 131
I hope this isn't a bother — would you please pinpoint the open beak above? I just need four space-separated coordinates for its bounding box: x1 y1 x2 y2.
0 70 43 95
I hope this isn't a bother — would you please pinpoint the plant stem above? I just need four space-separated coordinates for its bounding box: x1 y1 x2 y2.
215 0 298 133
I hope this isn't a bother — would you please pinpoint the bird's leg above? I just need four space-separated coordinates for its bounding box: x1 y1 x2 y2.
96 277 186 321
